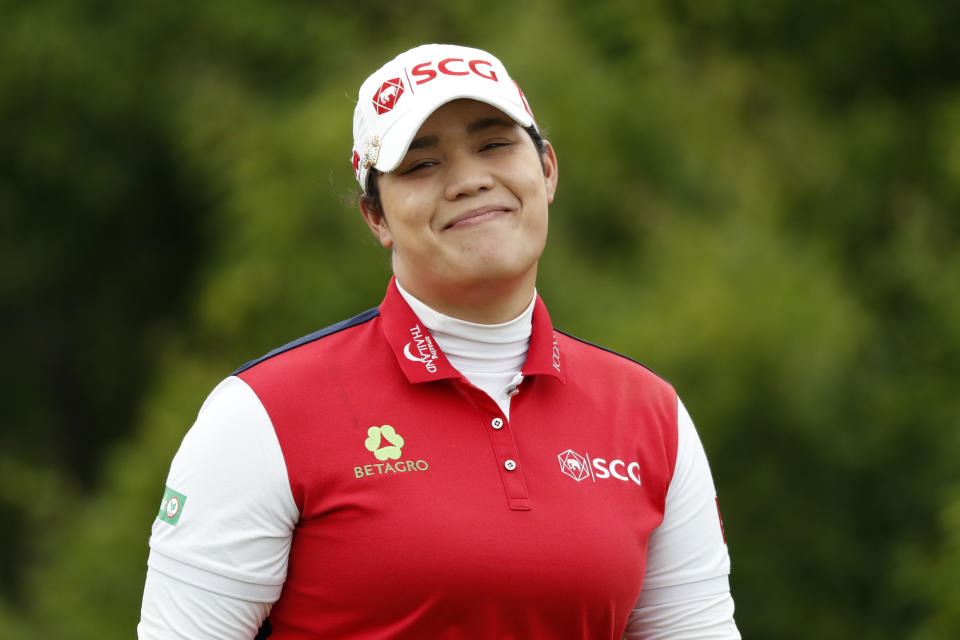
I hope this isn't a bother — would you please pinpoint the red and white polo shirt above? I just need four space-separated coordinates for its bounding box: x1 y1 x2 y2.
147 279 732 639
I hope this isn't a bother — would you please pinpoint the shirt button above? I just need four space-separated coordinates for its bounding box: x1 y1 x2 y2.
491 418 504 430
504 459 517 471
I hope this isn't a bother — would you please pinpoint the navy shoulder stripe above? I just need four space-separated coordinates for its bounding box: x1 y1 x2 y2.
232 307 380 375
555 329 671 385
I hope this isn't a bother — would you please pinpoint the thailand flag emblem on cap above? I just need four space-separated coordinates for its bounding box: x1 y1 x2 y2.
373 78 404 115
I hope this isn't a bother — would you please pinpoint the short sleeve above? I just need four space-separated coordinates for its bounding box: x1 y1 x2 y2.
147 376 299 602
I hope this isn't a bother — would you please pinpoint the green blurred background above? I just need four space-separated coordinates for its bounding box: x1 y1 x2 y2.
2 0 959 637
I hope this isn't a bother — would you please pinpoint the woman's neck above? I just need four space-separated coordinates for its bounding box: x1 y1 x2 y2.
395 279 534 418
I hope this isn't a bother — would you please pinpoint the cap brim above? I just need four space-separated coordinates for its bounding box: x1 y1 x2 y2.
373 94 535 175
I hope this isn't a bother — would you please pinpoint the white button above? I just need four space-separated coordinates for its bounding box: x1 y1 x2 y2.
491 418 504 430
504 459 517 471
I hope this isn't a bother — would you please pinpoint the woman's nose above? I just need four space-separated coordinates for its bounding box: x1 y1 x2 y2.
443 154 495 201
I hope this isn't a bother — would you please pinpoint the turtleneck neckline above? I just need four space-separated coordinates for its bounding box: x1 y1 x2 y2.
395 280 534 418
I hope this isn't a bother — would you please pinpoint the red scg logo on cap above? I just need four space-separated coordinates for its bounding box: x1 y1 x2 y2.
373 78 404 115
410 58 498 85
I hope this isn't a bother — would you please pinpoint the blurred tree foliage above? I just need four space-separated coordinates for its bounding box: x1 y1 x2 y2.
1 0 958 638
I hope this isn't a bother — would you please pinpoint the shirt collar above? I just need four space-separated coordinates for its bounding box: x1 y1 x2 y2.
379 277 566 385
522 295 566 383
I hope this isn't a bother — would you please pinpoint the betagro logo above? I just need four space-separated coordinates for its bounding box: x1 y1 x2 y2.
365 425 404 460
354 425 430 479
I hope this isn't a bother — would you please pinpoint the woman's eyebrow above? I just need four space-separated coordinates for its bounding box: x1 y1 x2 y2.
408 135 439 151
408 118 515 151
467 117 515 134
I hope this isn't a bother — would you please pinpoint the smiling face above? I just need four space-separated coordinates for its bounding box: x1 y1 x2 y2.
360 99 558 323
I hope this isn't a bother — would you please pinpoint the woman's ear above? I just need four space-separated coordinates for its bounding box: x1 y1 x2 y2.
359 198 393 248
541 141 559 204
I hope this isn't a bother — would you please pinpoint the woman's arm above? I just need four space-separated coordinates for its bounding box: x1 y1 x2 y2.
139 376 298 638
139 567 271 639
624 397 740 639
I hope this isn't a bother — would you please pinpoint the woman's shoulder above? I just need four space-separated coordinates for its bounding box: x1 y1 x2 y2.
232 307 382 377
553 329 672 387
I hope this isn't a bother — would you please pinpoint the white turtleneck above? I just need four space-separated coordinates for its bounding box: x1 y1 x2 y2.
395 280 534 419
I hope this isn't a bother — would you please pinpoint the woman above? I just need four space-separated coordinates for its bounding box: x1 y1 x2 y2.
140 44 741 639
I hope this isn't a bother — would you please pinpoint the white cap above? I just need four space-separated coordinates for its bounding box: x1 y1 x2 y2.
351 44 538 192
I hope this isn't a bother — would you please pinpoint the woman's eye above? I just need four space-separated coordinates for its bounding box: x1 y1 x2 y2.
404 160 436 174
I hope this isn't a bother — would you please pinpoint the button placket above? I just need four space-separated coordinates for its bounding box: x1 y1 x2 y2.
459 382 530 510
484 413 530 510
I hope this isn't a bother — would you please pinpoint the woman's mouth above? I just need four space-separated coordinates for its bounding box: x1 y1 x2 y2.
444 206 512 230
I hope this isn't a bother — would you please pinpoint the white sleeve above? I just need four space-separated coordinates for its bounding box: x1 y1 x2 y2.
139 376 299 636
139 567 271 639
623 397 740 639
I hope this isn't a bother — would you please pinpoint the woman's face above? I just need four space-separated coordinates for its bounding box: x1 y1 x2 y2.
361 99 558 321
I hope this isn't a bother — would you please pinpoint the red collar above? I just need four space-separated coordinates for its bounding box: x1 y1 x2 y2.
379 277 566 385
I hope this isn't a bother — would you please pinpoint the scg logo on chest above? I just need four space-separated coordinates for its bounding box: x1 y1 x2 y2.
558 449 642 486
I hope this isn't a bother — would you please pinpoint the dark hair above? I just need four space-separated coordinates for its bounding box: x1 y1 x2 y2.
360 125 548 218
